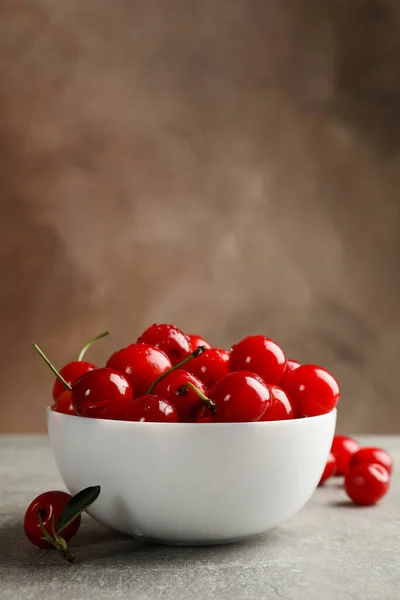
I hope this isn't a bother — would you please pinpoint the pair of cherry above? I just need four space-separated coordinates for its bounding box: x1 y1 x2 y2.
319 435 392 506
36 323 340 423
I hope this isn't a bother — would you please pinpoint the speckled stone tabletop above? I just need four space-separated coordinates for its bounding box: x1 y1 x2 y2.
0 435 399 600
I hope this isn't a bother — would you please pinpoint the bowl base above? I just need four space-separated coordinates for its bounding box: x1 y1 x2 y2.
133 532 262 547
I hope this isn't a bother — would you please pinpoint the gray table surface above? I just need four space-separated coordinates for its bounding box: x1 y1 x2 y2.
0 435 399 600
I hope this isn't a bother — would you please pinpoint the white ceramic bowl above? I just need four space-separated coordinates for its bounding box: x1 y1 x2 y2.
47 408 336 545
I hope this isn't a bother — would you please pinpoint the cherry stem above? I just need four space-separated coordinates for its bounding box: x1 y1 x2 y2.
78 330 110 362
147 345 207 394
37 511 74 563
33 343 72 391
58 546 75 563
178 382 217 415
37 511 55 546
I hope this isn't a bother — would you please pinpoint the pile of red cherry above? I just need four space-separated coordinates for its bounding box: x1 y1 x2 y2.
35 323 340 423
319 435 392 506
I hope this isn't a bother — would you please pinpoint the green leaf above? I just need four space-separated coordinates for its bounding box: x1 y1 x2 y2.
57 485 101 534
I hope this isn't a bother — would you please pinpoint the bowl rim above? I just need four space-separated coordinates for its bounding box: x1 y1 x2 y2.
47 406 337 428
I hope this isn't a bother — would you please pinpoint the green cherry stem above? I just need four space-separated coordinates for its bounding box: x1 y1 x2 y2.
78 330 110 361
178 382 217 415
33 344 72 391
37 511 56 546
37 511 74 563
147 345 207 394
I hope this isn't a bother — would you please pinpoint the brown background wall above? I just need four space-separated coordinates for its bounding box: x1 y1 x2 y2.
0 0 399 433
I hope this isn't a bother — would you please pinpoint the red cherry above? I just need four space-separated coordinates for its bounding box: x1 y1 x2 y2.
137 323 191 365
283 364 340 417
208 371 271 422
278 359 301 391
24 491 80 550
122 394 179 422
187 334 211 350
72 368 133 419
152 370 211 422
52 390 75 416
106 343 172 397
261 385 294 421
349 447 393 476
229 336 286 385
52 361 95 402
345 463 390 505
52 331 109 400
318 452 337 485
331 435 361 476
186 348 229 389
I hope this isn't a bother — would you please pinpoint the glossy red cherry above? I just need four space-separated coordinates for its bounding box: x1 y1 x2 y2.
261 385 294 421
318 452 337 485
52 331 109 400
187 334 211 350
137 323 191 365
229 335 286 385
331 435 360 476
278 359 301 391
72 368 133 419
106 343 172 397
152 369 212 422
283 364 340 417
122 394 179 422
186 348 229 389
53 361 95 402
345 463 390 505
349 447 393 476
24 491 80 550
52 390 75 415
207 371 271 422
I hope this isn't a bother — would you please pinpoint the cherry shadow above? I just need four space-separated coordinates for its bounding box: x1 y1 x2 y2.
329 500 374 509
